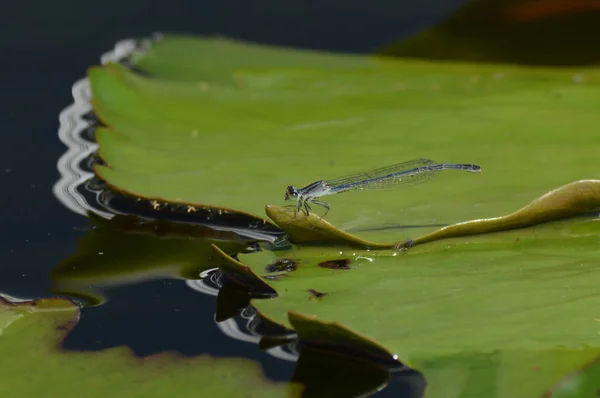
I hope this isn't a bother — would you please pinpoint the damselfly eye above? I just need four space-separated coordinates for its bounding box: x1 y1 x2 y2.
285 185 298 200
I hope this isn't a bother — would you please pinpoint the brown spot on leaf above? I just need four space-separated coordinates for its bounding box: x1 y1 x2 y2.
308 289 328 300
318 259 351 270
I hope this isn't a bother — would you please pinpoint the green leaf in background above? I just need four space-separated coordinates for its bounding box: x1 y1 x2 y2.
0 297 293 397
378 0 600 66
213 215 600 397
89 33 600 244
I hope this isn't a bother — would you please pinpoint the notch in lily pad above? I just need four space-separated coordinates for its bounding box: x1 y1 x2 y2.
287 311 403 369
211 243 276 296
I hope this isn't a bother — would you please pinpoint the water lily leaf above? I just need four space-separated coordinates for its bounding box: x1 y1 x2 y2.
420 349 600 398
378 0 600 66
211 243 277 294
288 311 396 363
128 35 373 82
89 35 600 239
231 215 600 397
0 297 292 397
93 125 276 224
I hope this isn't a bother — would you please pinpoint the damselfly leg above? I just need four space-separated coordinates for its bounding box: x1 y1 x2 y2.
310 199 331 219
303 200 312 216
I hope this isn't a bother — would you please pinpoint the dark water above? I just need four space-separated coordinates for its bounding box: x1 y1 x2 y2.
1 0 473 396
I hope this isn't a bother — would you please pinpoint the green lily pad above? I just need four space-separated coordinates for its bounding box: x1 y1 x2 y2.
0 297 293 397
214 215 600 397
211 243 276 293
282 308 600 398
89 35 600 241
287 310 396 362
129 35 372 82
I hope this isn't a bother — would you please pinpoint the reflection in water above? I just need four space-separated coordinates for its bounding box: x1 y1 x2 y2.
189 268 299 362
189 270 427 398
50 211 276 303
54 38 142 220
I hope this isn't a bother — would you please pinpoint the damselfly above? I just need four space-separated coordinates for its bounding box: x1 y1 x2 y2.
283 158 481 217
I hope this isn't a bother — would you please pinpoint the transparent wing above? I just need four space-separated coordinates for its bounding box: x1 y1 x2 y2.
324 158 436 192
324 158 480 193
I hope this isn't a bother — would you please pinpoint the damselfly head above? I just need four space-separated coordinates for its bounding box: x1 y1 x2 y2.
284 186 299 201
